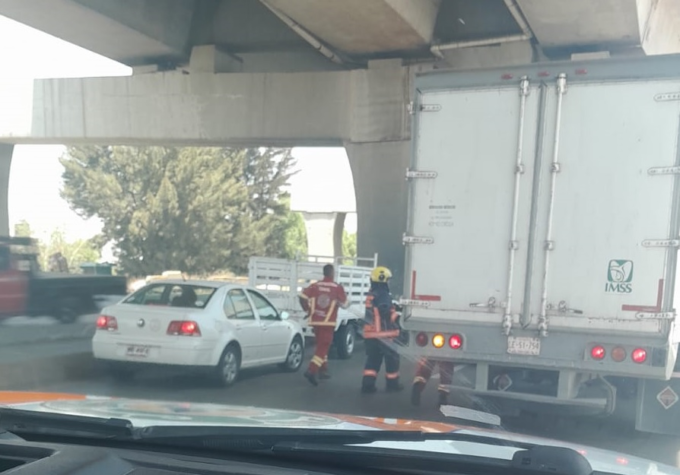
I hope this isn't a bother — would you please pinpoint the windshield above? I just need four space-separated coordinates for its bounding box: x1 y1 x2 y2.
1 3 680 475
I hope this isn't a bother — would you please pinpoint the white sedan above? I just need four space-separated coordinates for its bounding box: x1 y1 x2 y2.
92 279 305 386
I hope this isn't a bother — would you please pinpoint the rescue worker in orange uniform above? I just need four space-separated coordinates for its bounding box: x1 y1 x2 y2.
299 264 349 386
361 266 403 394
411 358 455 407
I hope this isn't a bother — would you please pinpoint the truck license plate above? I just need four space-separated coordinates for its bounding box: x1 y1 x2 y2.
126 345 149 357
507 337 540 356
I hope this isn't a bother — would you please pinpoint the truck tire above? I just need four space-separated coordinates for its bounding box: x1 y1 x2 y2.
335 323 356 360
56 297 81 324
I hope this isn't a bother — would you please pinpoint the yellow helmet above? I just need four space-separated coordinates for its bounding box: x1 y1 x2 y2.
370 266 392 283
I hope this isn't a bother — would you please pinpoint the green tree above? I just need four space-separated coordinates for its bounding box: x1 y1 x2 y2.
60 146 297 275
283 210 308 258
14 220 33 237
342 230 357 258
38 228 100 273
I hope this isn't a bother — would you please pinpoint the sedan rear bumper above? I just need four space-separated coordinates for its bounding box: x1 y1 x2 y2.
93 339 216 367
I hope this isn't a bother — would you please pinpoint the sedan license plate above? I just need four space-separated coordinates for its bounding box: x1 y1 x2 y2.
507 336 540 356
126 345 150 357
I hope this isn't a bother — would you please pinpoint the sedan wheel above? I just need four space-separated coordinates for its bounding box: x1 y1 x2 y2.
216 345 240 387
280 336 304 372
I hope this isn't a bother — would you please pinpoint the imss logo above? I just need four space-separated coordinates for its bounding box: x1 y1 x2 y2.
605 259 634 294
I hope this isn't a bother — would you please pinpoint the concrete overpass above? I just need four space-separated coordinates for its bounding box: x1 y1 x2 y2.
1 0 680 288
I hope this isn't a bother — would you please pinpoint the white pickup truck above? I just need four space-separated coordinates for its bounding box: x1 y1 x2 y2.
248 255 374 359
398 54 680 436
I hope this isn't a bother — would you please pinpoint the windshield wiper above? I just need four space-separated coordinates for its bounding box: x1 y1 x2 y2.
0 407 535 449
0 408 134 439
0 410 598 475
136 425 536 449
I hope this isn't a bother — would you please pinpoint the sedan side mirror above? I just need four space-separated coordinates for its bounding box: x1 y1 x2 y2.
280 311 290 320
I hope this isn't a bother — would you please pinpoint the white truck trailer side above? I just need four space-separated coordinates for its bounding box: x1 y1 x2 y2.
248 255 374 359
398 54 680 436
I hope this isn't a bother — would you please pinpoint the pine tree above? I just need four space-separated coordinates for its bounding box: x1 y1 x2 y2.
60 146 299 276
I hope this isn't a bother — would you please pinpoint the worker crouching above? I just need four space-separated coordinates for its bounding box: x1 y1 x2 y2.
412 358 454 407
361 266 403 394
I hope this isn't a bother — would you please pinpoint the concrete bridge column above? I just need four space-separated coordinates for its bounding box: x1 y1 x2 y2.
346 140 410 294
300 211 346 258
0 145 12 236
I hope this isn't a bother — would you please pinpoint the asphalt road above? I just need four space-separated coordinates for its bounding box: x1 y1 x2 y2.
19 340 680 468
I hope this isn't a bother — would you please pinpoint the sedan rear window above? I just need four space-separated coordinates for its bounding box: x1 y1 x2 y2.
124 284 217 309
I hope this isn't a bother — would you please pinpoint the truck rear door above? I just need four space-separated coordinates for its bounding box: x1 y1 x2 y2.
405 64 680 340
405 77 540 327
528 77 680 336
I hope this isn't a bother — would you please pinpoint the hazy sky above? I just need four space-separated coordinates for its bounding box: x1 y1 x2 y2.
0 14 356 244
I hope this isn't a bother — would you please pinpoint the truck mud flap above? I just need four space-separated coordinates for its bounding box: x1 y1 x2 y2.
636 377 680 436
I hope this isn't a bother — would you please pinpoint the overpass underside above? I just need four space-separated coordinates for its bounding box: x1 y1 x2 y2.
1 0 680 290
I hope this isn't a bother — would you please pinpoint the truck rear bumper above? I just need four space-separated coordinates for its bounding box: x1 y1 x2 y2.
451 385 608 410
400 322 673 379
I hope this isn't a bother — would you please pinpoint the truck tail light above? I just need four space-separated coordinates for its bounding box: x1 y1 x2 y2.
96 315 118 331
591 345 605 360
632 348 647 364
167 320 201 336
415 332 428 347
611 346 626 362
449 334 463 349
432 334 445 348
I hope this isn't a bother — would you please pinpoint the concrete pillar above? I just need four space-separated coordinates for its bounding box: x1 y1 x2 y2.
0 145 12 236
300 212 345 258
333 212 346 258
345 140 410 293
189 45 243 73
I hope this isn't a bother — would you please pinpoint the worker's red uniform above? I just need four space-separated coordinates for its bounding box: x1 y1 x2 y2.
412 358 455 406
299 277 348 381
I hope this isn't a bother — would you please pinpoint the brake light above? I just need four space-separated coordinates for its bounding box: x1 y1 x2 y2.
96 315 118 331
167 320 201 336
591 345 605 360
416 332 428 347
632 348 647 364
432 334 445 348
611 346 626 362
449 334 463 349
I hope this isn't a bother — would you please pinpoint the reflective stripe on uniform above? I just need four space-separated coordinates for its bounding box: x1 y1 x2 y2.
386 372 399 380
363 328 400 339
363 369 377 377
311 356 324 367
324 300 337 323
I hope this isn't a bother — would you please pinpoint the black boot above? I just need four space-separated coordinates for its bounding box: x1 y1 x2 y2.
411 382 425 406
386 379 404 392
304 371 318 387
361 376 377 394
438 390 449 407
319 370 331 380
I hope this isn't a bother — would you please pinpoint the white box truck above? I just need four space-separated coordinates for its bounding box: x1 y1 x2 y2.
398 55 680 436
248 254 374 359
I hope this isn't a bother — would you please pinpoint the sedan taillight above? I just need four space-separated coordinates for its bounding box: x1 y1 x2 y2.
96 315 118 331
167 320 201 336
